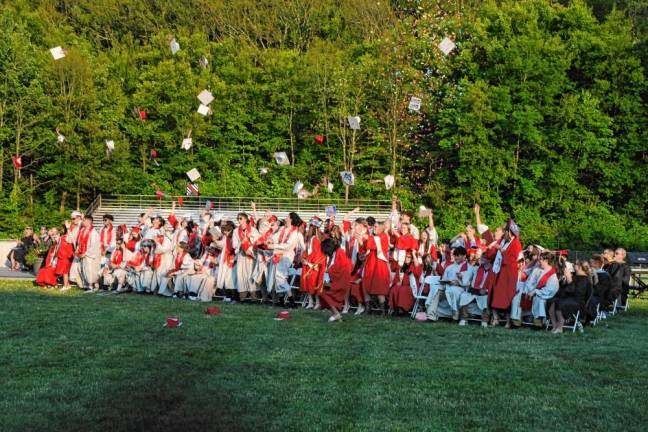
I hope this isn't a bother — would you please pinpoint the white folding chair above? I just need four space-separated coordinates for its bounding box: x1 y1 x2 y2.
411 275 440 318
287 267 308 306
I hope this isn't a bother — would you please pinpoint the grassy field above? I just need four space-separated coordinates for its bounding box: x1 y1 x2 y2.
1 281 647 432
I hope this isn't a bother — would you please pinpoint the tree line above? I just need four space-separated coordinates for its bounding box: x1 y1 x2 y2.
0 0 646 249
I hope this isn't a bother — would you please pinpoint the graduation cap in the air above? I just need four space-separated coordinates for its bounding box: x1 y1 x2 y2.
384 175 395 190
186 168 201 182
177 196 184 206
347 116 361 130
139 110 147 121
340 171 355 186
169 38 180 55
408 96 422 112
50 46 67 60
199 56 209 68
418 205 432 217
56 128 65 143
181 129 192 150
325 205 337 218
106 140 115 152
438 37 456 55
314 135 325 144
259 167 269 175
274 152 290 166
197 90 214 106
12 155 22 170
197 104 211 116
186 183 199 197
327 182 334 193
292 181 304 195
155 190 165 200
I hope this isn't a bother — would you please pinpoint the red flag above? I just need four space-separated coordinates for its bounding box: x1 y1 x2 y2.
314 135 325 144
139 111 147 121
12 155 22 169
155 190 164 200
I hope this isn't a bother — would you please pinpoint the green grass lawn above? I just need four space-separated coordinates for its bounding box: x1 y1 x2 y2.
1 281 647 432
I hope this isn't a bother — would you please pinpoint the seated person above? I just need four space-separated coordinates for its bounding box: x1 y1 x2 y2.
516 251 559 327
585 255 611 321
388 251 422 315
125 240 155 293
548 260 592 333
426 246 473 321
35 228 63 288
186 245 219 301
7 227 36 270
459 252 496 327
102 239 128 292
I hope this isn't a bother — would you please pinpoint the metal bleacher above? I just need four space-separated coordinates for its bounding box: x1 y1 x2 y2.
85 194 393 227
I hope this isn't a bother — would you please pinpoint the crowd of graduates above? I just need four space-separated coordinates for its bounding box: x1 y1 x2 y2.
25 201 632 331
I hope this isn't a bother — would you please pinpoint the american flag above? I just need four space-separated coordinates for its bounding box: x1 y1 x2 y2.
186 183 199 197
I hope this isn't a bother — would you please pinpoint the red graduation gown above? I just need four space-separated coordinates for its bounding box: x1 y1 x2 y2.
55 235 74 276
320 249 352 311
490 236 522 309
388 264 423 311
362 233 391 296
36 246 59 286
301 237 326 295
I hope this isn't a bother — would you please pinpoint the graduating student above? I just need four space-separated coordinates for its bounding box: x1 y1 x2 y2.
391 222 419 269
517 251 559 327
418 211 439 261
186 245 219 301
301 217 326 310
128 240 156 293
361 220 392 314
102 239 128 292
251 214 279 296
35 228 63 288
54 226 75 291
149 220 173 294
490 219 523 326
99 214 116 261
215 221 236 300
65 211 83 283
158 242 193 297
74 215 101 291
439 246 473 321
387 251 422 315
320 238 352 322
233 212 259 300
266 212 302 303
459 252 496 327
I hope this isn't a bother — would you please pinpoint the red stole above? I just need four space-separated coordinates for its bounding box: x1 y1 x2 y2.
272 226 296 264
152 235 165 269
223 236 235 268
174 251 188 271
111 249 123 266
238 225 253 253
536 268 557 289
77 226 93 255
100 225 113 254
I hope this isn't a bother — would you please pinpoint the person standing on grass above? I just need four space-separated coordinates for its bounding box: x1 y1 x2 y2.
74 215 101 292
99 214 116 262
320 238 352 322
233 212 260 301
215 221 237 301
360 220 392 314
54 226 75 291
490 219 522 327
151 218 173 294
301 217 326 310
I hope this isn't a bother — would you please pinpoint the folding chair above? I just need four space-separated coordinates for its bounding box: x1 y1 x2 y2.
287 267 308 307
410 275 440 319
614 297 629 313
562 310 585 333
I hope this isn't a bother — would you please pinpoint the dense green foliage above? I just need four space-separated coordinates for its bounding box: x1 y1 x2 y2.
1 281 648 431
0 0 645 249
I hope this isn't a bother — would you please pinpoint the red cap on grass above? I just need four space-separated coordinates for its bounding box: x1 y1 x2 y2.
206 306 220 316
164 317 182 328
275 310 290 321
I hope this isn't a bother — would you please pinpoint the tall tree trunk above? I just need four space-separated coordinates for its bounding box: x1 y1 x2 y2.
76 189 80 211
59 191 68 213
29 174 34 208
0 146 3 193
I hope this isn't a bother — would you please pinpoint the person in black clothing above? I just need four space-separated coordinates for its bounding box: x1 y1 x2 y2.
613 248 632 305
548 261 593 334
586 254 612 321
7 227 36 270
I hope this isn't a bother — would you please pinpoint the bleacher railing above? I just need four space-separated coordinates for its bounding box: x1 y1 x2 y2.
89 194 393 216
